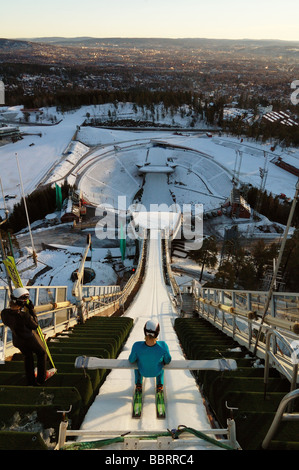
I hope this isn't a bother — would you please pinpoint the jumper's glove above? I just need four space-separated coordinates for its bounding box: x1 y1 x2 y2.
25 299 36 317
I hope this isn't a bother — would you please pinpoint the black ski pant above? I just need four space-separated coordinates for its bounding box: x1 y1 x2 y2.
15 333 47 385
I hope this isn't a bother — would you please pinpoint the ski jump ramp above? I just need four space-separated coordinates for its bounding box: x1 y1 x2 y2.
78 228 235 450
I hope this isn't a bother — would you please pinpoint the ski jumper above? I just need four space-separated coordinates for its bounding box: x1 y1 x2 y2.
129 341 171 385
1 304 47 385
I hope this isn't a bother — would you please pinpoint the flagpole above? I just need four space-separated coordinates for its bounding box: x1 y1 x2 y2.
15 153 37 265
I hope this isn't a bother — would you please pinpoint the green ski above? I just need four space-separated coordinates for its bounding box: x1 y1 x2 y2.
156 384 166 419
132 385 143 418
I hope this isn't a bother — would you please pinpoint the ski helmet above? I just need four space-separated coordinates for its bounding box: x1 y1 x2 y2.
144 320 160 338
12 288 29 299
11 288 29 306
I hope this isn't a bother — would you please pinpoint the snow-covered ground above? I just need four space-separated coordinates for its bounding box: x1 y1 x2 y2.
0 107 88 200
1 102 298 207
1 103 298 450
1 102 298 295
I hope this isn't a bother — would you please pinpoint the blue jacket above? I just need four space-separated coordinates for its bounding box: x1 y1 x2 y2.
129 341 171 378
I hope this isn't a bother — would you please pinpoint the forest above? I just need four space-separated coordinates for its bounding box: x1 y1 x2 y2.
2 182 70 234
5 81 197 111
189 230 299 293
243 185 299 228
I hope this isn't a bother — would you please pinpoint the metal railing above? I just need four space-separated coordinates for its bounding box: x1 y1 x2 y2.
264 329 299 394
262 389 299 449
56 418 240 450
0 234 148 359
197 287 299 325
190 285 299 448
192 286 299 386
80 234 148 320
161 229 183 314
0 285 68 311
0 285 77 358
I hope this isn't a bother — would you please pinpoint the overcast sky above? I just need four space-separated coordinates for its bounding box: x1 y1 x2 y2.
2 0 299 41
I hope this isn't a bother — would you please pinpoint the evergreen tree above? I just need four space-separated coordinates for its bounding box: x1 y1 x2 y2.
251 240 279 285
214 259 236 288
188 236 218 281
282 229 299 292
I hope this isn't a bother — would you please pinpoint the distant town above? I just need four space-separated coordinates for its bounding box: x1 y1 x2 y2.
0 37 299 105
0 37 298 146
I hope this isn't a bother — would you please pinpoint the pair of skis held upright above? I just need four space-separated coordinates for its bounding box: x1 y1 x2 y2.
133 381 166 419
2 253 57 377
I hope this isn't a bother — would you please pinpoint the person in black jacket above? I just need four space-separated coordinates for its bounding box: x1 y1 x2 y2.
1 288 47 385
